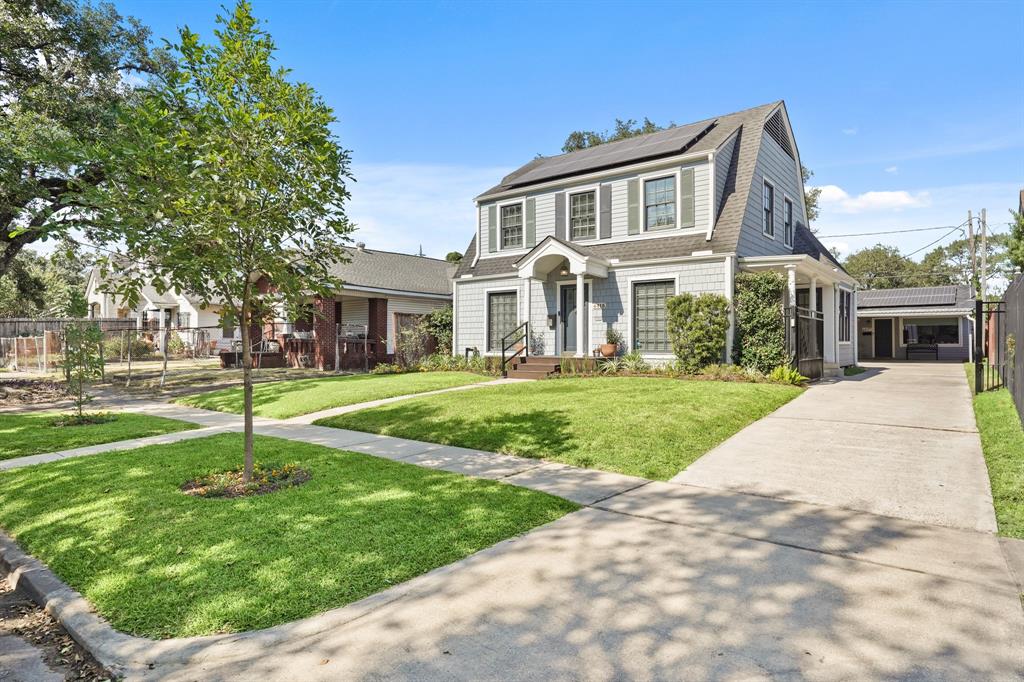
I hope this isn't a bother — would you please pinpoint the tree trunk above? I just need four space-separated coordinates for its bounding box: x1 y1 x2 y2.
240 300 255 483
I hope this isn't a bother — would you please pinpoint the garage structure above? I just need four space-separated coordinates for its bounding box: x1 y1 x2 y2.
856 285 974 361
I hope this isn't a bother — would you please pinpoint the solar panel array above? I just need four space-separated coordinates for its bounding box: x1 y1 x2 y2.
501 119 717 189
858 286 957 308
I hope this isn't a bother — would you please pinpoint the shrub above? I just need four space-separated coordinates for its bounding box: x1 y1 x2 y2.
666 292 730 373
370 362 404 375
733 271 788 373
422 306 453 355
620 351 650 374
599 358 622 375
768 365 808 385
103 334 154 360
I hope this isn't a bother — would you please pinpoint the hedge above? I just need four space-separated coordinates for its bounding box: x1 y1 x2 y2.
666 292 730 373
733 271 788 373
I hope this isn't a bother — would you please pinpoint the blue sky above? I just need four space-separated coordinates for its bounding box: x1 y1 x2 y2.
114 0 1024 261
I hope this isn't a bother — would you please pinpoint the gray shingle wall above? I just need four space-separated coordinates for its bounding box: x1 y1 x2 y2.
736 132 803 258
455 259 727 358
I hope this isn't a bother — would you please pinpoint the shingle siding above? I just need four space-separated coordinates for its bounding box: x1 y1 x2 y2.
736 131 804 258
455 258 727 359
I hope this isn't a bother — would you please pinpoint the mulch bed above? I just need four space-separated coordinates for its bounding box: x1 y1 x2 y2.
0 380 69 406
0 577 112 681
181 463 311 498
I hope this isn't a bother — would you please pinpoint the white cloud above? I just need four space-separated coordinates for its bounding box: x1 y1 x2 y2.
884 165 898 174
345 162 510 259
815 184 931 214
841 127 858 136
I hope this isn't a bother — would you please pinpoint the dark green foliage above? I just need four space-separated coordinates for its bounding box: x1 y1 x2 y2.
422 305 453 355
733 271 788 373
1009 209 1024 272
666 292 730 373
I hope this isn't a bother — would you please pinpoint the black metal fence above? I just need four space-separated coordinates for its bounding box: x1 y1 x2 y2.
786 306 824 379
980 275 1024 423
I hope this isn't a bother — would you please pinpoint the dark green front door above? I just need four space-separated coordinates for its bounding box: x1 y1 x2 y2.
561 284 589 354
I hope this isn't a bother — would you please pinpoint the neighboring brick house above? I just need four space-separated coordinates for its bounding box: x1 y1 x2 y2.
452 101 858 378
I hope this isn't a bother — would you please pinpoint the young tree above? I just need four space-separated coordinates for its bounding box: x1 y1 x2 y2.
1009 208 1024 273
61 290 103 419
78 1 353 481
0 0 158 276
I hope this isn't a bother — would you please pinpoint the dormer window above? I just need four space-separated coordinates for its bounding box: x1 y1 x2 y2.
569 191 596 240
644 176 676 230
500 204 523 249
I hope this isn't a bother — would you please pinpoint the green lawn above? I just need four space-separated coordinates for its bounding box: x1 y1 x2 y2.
0 411 196 461
316 377 802 480
966 366 1024 538
0 433 576 638
176 371 489 419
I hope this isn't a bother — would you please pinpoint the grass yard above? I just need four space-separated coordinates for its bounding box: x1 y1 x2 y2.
0 411 196 461
966 365 1024 538
176 371 489 419
0 433 576 638
316 377 802 480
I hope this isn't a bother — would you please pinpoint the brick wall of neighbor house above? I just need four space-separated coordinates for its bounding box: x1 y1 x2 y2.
368 298 388 359
312 296 336 370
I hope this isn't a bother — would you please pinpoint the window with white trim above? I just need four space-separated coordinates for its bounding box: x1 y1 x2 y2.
763 181 775 237
487 291 518 352
500 204 523 249
902 317 959 345
784 198 794 247
633 280 673 352
838 290 852 342
569 191 596 240
644 177 675 231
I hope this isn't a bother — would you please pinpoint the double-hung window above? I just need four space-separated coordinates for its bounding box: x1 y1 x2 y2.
644 177 675 230
487 291 518 352
569 191 596 240
838 290 851 342
633 280 673 353
500 204 523 249
763 180 775 237
783 198 794 247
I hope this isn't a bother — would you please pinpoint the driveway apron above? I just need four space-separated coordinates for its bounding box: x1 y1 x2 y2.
672 362 998 532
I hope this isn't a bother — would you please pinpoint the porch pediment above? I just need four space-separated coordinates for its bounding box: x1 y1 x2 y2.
514 236 609 279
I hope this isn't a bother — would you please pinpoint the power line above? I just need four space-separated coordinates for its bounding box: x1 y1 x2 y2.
820 225 962 238
904 224 965 258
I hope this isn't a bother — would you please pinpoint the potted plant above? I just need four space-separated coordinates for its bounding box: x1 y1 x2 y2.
600 328 623 358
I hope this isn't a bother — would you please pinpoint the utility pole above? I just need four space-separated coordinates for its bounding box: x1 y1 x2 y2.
980 208 988 302
967 210 977 298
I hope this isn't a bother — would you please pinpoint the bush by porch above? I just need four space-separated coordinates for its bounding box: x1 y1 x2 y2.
315 377 801 480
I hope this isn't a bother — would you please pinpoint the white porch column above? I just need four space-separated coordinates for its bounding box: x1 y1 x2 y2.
785 265 798 355
785 265 797 307
724 256 736 364
810 277 817 312
823 284 837 363
851 289 859 364
575 272 585 358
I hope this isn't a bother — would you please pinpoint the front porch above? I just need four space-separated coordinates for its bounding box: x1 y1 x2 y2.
739 254 858 379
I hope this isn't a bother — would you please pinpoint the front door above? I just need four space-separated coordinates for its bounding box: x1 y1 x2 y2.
560 284 590 354
874 318 893 358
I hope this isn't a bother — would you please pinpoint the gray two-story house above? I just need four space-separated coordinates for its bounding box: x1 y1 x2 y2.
452 101 858 375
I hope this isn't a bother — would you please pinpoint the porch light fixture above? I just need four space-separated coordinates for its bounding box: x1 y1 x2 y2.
559 265 569 276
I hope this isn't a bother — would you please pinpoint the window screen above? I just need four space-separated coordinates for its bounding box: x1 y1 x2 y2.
500 204 523 249
644 177 675 230
570 191 596 240
784 198 793 246
633 280 673 352
487 291 518 352
839 290 851 342
763 181 775 236
902 317 959 345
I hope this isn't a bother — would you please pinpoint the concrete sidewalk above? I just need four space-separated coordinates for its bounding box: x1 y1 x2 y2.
672 362 998 532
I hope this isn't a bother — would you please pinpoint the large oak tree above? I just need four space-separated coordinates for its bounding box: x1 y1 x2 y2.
0 0 158 275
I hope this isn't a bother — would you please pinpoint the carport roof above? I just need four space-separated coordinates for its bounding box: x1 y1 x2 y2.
857 285 974 310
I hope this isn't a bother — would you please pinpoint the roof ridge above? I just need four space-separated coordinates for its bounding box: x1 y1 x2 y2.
343 246 450 264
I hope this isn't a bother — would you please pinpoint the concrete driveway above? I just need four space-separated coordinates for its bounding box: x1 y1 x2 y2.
672 362 998 532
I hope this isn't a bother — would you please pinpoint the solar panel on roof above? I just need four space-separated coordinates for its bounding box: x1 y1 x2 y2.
502 119 716 188
857 287 957 308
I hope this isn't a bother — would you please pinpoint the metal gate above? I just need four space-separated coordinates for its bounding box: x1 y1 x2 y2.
788 306 824 380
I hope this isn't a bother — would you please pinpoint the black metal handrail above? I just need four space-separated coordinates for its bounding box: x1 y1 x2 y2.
500 321 529 378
